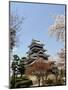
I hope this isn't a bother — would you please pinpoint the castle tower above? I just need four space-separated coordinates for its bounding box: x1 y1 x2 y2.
26 39 49 66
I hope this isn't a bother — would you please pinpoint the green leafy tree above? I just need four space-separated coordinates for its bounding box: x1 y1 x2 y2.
18 57 26 78
10 55 20 88
11 55 20 76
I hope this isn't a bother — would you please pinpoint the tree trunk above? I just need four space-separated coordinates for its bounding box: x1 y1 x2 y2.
55 75 58 84
21 73 22 78
13 70 16 88
38 77 40 86
42 76 44 86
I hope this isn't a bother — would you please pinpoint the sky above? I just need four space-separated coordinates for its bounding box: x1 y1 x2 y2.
10 2 65 58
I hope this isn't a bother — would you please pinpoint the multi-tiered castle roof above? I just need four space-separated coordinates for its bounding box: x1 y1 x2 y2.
26 39 49 65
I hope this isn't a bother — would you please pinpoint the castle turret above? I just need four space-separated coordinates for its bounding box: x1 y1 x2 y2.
26 39 49 65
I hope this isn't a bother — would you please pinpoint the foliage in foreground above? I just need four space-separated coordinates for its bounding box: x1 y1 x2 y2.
10 75 33 88
46 78 65 86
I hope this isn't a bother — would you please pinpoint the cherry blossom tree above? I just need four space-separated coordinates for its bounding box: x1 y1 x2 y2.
48 14 66 72
48 15 65 43
26 58 51 86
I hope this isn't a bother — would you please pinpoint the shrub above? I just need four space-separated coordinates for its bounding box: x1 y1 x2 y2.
15 80 33 88
10 75 33 88
10 76 16 88
56 79 65 85
46 79 54 85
